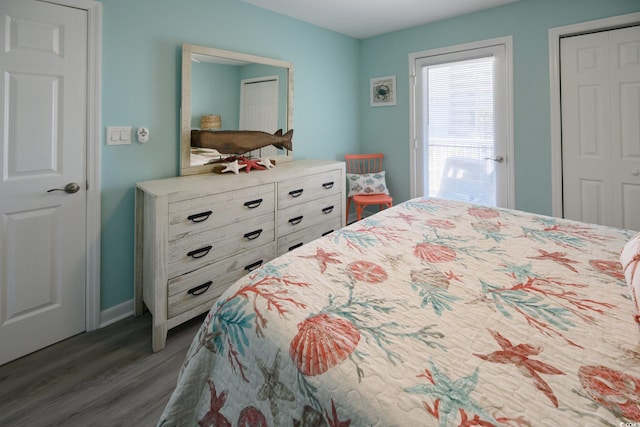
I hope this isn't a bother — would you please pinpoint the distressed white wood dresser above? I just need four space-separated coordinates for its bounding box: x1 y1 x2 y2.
134 159 345 351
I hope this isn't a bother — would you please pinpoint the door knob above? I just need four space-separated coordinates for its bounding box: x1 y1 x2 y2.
484 155 504 163
632 169 640 176
47 182 81 194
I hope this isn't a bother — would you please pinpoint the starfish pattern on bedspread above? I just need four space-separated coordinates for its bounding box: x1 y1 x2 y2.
298 247 342 273
528 249 579 272
405 359 500 427
474 329 564 407
256 350 294 424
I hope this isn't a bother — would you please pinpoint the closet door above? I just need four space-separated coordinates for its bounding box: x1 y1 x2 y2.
240 77 279 158
561 25 640 230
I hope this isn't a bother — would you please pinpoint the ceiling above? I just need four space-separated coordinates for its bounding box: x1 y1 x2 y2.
240 0 518 39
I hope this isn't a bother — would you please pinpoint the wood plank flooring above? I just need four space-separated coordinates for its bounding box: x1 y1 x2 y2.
0 312 203 427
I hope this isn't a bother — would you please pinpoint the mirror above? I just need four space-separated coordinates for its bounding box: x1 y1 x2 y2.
181 43 294 176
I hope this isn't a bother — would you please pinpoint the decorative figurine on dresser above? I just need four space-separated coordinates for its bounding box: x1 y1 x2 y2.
134 42 346 351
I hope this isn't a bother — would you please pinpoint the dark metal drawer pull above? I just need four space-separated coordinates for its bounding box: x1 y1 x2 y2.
288 189 303 198
187 245 212 259
187 281 212 296
322 206 334 214
187 210 212 223
243 229 263 240
244 199 263 209
322 181 334 189
288 216 303 225
244 260 263 272
288 242 303 251
322 230 334 236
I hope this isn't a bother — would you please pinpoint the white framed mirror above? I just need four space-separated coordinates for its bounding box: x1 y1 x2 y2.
180 43 294 176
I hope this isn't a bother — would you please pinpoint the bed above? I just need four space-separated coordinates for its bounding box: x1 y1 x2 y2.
159 197 640 426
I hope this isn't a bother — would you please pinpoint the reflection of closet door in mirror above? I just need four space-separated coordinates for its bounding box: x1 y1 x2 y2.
240 77 279 158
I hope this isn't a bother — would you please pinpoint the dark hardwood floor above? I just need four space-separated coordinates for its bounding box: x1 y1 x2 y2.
0 312 204 427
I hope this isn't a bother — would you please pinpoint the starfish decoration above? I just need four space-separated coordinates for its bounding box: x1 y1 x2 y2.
529 249 579 273
293 406 325 427
221 159 246 174
405 358 497 426
299 247 342 273
325 398 351 427
474 329 564 407
391 212 418 224
256 350 294 422
240 157 266 173
258 157 275 169
198 380 232 427
445 270 463 282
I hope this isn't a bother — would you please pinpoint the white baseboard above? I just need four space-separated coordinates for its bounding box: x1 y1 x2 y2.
100 299 134 328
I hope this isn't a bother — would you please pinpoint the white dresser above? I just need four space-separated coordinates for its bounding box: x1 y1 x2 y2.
134 159 345 351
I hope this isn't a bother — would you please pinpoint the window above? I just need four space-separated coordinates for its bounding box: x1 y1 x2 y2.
425 57 495 205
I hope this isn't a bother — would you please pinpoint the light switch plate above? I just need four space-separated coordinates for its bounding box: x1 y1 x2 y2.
106 126 131 145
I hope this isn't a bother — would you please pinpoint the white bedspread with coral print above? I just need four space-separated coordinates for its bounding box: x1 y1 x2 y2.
159 198 639 427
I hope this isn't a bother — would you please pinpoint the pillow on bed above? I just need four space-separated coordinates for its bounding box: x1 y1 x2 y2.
347 171 390 197
620 232 640 331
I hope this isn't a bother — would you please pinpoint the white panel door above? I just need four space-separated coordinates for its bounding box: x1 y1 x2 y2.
0 0 87 364
611 26 640 231
240 77 279 158
561 26 640 231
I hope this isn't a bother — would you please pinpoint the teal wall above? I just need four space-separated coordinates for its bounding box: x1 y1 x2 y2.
191 62 240 129
100 0 640 312
360 0 640 216
100 0 360 310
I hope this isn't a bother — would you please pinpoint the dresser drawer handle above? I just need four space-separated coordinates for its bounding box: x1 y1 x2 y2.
244 260 264 272
187 245 212 259
187 281 212 296
244 199 263 209
322 206 334 214
288 242 303 251
288 189 303 198
322 230 334 236
187 210 212 223
288 216 303 225
243 229 263 240
322 181 334 189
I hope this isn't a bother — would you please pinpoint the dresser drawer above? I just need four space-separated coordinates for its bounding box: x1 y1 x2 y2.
168 183 274 241
277 193 341 236
277 169 342 210
168 242 275 319
277 216 342 256
168 212 275 279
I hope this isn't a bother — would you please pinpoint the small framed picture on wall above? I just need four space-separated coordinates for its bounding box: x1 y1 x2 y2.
370 75 396 107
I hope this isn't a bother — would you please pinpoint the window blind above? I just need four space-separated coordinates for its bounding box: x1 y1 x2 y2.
422 56 496 206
